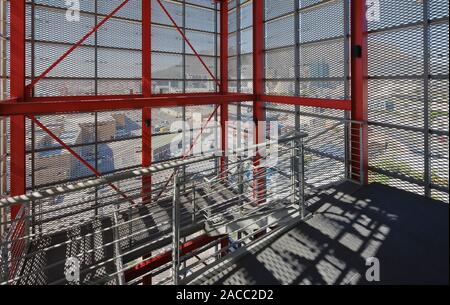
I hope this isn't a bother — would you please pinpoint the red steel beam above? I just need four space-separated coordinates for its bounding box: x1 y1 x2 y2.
142 0 152 202
253 0 266 204
9 0 26 218
142 0 152 98
351 0 368 184
0 94 254 116
26 0 131 94
262 95 352 111
220 1 229 176
155 0 220 87
28 115 136 205
124 234 226 283
142 107 152 202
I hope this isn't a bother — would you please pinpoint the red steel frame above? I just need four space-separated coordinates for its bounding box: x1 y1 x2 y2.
9 0 26 218
142 0 152 202
253 0 266 204
219 0 229 177
2 0 368 282
351 0 369 184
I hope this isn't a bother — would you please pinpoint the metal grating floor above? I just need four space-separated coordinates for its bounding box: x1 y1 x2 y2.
13 180 257 284
17 217 117 285
188 182 449 285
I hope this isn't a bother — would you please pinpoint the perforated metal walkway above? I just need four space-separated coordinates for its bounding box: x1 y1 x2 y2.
186 182 449 285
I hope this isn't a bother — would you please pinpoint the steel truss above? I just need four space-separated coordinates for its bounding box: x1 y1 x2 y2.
0 0 372 285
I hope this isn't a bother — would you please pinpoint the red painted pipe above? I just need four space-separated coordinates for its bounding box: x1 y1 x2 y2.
124 234 226 282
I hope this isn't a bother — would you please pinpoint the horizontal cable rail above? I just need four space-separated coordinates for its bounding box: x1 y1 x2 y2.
0 132 314 285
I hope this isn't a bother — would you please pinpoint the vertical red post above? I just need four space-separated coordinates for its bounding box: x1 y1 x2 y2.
10 0 26 218
142 253 152 285
220 1 228 177
142 0 152 202
253 0 266 203
351 0 368 184
220 237 229 258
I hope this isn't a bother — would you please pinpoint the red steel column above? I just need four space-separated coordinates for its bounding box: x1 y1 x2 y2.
10 0 26 218
220 1 228 177
351 0 368 184
142 0 152 202
253 0 266 203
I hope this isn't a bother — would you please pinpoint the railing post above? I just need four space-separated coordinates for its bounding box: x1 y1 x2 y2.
344 119 350 179
298 137 305 218
172 173 181 285
128 206 132 249
290 140 296 204
351 0 369 185
359 124 364 185
0 231 8 283
192 181 196 223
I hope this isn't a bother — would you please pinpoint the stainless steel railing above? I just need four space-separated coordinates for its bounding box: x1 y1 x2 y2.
0 132 308 285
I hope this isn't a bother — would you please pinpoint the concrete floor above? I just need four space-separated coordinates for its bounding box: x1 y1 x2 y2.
189 182 449 285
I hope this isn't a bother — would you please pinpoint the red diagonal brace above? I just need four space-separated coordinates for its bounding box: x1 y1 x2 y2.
26 0 131 94
28 115 136 205
155 0 220 87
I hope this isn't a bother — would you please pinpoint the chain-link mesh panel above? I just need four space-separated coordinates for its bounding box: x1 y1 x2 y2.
429 0 449 20
368 27 424 77
228 0 253 92
430 134 448 189
265 80 295 96
266 47 296 79
265 0 295 21
429 79 449 132
429 22 449 76
27 110 142 190
24 0 219 96
366 0 449 202
368 125 424 183
265 16 295 50
27 1 143 96
367 0 423 31
240 27 252 54
185 4 215 32
300 39 345 78
368 79 424 128
299 0 344 43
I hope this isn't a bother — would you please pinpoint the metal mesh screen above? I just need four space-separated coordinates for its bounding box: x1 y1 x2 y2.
21 0 219 97
152 0 219 94
228 0 253 93
27 110 142 190
367 0 449 202
26 0 141 96
263 0 349 192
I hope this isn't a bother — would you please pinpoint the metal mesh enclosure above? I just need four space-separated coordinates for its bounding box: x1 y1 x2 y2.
0 0 449 288
20 0 220 97
263 0 350 191
264 0 348 100
152 0 219 94
228 0 253 93
367 0 449 202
